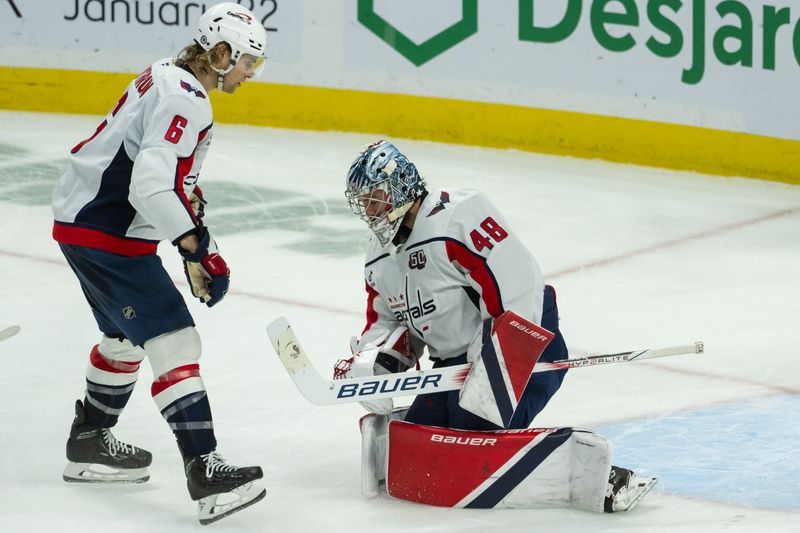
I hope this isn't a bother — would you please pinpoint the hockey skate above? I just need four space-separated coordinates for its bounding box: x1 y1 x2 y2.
63 400 152 483
604 466 658 512
184 451 266 525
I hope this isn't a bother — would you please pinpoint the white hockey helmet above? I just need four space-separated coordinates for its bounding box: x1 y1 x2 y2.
196 2 267 77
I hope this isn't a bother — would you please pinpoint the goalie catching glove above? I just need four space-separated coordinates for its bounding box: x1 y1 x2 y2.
334 326 419 415
179 225 230 307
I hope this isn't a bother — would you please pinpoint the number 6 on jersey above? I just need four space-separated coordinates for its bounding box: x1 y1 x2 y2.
165 115 187 144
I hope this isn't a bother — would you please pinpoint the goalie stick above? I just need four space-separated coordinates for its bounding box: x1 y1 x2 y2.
267 317 703 407
0 325 20 343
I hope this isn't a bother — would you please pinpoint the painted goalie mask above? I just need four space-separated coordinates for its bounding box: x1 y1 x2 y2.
345 141 426 247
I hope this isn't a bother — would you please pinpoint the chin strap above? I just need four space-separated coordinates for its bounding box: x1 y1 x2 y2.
387 201 412 223
209 64 233 92
210 67 227 92
388 190 427 223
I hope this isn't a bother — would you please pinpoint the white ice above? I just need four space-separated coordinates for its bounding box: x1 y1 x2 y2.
0 110 798 532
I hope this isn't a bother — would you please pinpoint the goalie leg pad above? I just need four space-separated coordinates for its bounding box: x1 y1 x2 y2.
360 408 409 498
386 421 611 512
458 310 554 428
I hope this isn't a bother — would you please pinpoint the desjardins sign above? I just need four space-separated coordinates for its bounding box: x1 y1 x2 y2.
361 0 800 85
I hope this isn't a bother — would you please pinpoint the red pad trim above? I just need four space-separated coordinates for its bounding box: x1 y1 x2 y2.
89 345 142 374
445 240 503 317
491 311 554 400
150 364 201 396
387 420 555 507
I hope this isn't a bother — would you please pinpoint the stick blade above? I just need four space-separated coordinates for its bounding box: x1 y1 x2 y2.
0 325 21 343
267 317 310 374
266 317 290 353
266 317 331 405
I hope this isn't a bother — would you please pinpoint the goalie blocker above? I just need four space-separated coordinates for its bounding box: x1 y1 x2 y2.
458 310 554 428
361 413 657 512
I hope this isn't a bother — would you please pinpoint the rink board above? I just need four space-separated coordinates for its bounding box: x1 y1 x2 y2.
0 66 799 186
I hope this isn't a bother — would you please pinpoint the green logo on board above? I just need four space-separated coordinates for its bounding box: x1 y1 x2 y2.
357 0 478 66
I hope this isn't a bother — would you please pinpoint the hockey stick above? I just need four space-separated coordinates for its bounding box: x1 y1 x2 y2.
0 325 21 343
267 317 703 407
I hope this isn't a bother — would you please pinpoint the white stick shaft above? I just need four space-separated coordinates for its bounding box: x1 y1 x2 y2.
533 342 704 372
267 317 703 406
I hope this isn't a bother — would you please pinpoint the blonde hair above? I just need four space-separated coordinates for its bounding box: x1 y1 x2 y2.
175 42 231 76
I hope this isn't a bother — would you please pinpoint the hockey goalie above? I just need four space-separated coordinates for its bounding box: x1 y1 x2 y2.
333 140 657 512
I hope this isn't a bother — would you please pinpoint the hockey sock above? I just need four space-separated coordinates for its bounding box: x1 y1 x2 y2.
151 364 217 456
84 344 142 428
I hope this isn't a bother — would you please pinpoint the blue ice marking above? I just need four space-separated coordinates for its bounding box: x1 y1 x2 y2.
595 394 800 511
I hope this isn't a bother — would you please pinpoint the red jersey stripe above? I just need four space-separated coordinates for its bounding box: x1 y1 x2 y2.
173 125 212 225
445 240 504 318
362 281 381 335
53 222 158 256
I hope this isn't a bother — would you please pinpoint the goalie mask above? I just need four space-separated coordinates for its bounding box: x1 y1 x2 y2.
345 141 426 247
196 2 267 84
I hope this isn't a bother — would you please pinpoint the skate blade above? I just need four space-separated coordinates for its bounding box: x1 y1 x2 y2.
197 481 267 525
616 477 658 512
63 461 150 484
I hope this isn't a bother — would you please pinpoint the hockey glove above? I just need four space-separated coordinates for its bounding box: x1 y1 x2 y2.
333 327 418 415
179 226 230 307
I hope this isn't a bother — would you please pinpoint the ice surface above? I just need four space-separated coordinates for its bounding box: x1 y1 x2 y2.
0 110 798 532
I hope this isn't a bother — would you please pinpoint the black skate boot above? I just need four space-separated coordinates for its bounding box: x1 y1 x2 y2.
604 465 658 512
63 400 152 483
184 451 266 525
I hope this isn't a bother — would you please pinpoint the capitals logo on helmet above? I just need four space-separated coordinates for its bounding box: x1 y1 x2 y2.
226 11 253 24
345 141 426 247
195 2 267 75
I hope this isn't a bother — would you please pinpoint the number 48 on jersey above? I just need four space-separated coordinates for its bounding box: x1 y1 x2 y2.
470 217 508 252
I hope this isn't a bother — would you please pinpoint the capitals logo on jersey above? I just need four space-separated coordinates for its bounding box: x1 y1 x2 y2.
393 287 436 323
180 80 206 99
427 191 450 217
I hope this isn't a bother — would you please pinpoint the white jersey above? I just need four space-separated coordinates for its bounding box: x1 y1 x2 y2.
52 58 213 256
359 188 544 361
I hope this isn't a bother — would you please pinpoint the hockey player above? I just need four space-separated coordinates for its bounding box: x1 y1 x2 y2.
51 3 267 524
339 140 568 429
336 140 655 512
